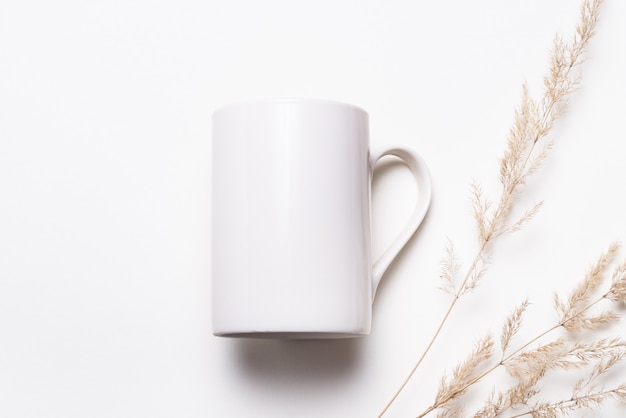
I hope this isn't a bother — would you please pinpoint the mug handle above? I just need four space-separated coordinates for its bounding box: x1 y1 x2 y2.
370 145 432 298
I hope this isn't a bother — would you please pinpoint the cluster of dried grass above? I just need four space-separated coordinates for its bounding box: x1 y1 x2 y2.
379 0 626 416
432 243 626 418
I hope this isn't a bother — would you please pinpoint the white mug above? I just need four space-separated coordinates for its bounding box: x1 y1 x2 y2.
211 99 431 338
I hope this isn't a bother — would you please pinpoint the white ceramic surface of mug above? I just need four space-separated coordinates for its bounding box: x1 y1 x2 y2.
211 99 431 338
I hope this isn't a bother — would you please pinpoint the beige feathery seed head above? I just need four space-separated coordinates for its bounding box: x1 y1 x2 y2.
555 242 620 331
572 310 620 332
461 251 492 296
470 182 491 244
434 335 495 413
569 338 626 364
439 238 462 295
500 299 530 354
469 0 603 248
510 385 626 418
607 258 626 303
503 339 567 381
501 201 543 237
472 373 542 418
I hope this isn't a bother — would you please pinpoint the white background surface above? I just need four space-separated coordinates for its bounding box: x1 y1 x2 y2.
1 0 625 417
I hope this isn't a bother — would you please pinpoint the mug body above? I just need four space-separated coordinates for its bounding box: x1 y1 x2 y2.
211 99 372 338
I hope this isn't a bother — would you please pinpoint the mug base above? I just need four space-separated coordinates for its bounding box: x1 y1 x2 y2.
213 331 367 339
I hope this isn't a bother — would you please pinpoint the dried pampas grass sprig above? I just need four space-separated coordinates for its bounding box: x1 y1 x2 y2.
376 0 624 416
421 245 626 418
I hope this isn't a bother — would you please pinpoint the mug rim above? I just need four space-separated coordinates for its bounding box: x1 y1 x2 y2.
212 97 369 118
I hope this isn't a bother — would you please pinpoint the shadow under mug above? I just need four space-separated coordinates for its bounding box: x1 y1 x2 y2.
211 98 431 338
